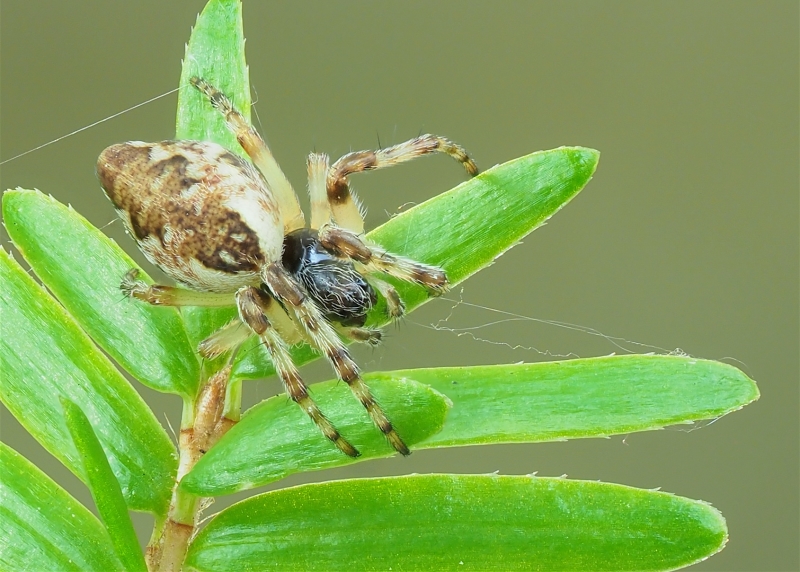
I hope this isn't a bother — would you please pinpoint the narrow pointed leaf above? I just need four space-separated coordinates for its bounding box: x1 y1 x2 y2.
233 147 600 379
368 147 599 309
0 443 123 572
185 474 727 571
63 399 147 572
3 189 200 397
383 355 759 448
180 378 449 496
176 0 249 153
0 248 176 513
181 355 755 496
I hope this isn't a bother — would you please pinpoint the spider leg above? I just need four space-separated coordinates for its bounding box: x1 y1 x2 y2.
190 77 306 233
121 269 305 358
197 318 252 359
365 276 405 319
335 324 383 346
326 134 479 233
236 286 359 457
261 262 410 455
121 269 234 306
307 152 335 230
318 225 449 295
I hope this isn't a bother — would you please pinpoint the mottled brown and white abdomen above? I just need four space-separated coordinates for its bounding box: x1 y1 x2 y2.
97 140 283 292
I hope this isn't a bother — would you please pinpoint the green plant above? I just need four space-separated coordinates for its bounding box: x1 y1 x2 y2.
0 1 758 570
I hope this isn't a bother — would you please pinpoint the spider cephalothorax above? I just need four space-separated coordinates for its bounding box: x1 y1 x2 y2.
97 77 477 457
282 229 377 328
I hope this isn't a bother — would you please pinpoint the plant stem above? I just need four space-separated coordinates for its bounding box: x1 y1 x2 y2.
146 365 236 572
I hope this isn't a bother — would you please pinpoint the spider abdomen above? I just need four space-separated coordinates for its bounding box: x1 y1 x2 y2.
283 229 377 327
97 140 283 292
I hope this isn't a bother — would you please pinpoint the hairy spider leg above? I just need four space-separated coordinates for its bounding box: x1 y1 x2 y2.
334 323 383 346
121 271 359 454
307 152 334 230
318 225 449 295
189 76 306 233
364 275 405 319
261 262 411 456
121 269 236 306
199 296 303 359
236 286 360 457
325 134 479 234
197 318 254 360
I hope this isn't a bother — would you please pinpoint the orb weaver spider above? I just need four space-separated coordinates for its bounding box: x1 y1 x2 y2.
97 77 477 457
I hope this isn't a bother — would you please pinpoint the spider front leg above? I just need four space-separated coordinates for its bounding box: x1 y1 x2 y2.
261 262 411 456
306 157 403 320
236 286 360 457
365 276 405 319
317 225 449 295
334 324 383 346
324 134 479 233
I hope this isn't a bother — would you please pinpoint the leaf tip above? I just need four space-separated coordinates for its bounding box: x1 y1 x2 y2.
564 146 600 177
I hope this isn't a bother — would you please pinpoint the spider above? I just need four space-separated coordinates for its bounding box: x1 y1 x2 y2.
96 77 478 457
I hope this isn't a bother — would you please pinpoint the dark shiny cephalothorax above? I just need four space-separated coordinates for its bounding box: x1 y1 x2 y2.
283 229 376 327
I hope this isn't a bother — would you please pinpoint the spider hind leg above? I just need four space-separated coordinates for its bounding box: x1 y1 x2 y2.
318 225 449 295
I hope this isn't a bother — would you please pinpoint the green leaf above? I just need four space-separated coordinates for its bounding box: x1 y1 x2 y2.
387 355 760 447
233 146 601 380
369 147 599 309
180 378 450 496
180 355 756 496
2 189 200 397
185 474 727 571
0 247 176 514
176 0 249 152
0 442 123 572
62 399 147 572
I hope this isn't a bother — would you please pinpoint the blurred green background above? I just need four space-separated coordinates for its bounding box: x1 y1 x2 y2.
1 1 797 570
